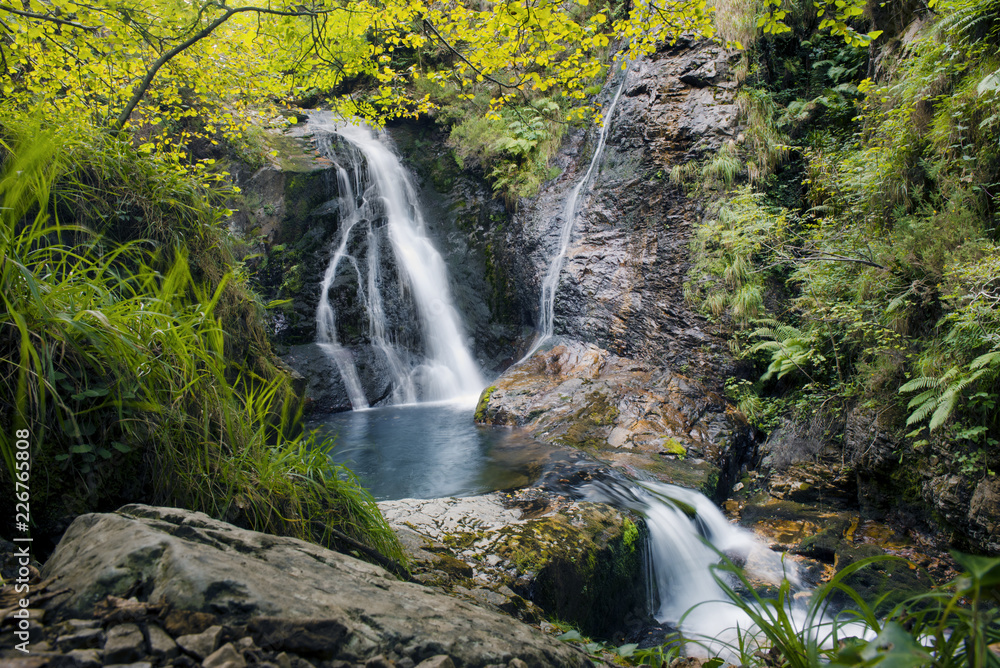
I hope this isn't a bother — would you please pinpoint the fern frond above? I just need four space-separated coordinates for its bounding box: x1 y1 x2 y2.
970 351 1000 370
907 398 939 426
899 376 943 393
929 391 960 432
907 388 940 410
748 339 783 354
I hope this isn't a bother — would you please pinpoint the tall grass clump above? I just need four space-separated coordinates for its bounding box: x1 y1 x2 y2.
0 121 402 563
634 551 1000 668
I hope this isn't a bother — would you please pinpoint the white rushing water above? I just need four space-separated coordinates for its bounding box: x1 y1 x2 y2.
524 68 630 360
586 479 866 659
312 117 484 408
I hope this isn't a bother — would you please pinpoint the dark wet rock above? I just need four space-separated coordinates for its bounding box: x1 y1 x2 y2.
55 627 104 651
492 40 739 374
753 416 856 507
39 505 593 668
248 618 345 659
841 405 1000 555
477 341 750 496
968 478 1000 554
229 131 336 245
281 343 396 413
379 492 648 638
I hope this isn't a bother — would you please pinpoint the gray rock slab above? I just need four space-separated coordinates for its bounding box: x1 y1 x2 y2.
147 623 179 660
415 658 455 668
56 626 104 651
203 642 246 668
176 625 223 660
42 505 592 668
103 623 145 664
66 648 102 668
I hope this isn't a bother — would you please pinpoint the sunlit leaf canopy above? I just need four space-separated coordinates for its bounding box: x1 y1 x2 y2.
0 0 874 173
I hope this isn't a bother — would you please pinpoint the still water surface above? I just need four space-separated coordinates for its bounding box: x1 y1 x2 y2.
316 402 557 501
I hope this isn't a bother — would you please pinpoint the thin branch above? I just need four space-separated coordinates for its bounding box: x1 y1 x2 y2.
112 3 329 131
785 253 889 271
422 17 517 95
0 4 97 30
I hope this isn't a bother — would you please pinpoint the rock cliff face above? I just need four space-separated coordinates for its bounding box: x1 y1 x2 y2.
38 505 593 668
477 41 755 490
495 39 740 369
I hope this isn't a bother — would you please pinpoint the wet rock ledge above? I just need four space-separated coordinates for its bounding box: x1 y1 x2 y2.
1 505 593 668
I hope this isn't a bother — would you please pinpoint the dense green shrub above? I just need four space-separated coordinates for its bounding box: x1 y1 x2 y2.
0 120 401 562
688 0 1000 481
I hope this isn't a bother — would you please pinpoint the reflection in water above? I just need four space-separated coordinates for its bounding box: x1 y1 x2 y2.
315 403 557 501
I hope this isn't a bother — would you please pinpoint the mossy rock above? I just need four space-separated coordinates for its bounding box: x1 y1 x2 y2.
433 553 474 579
475 385 498 423
494 503 648 638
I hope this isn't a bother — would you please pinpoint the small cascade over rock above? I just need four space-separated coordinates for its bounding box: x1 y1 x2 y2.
311 115 484 408
585 478 810 655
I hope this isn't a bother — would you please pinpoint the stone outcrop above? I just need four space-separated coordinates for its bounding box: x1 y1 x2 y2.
32 505 593 668
470 40 754 493
379 491 648 638
476 341 752 496
494 39 740 372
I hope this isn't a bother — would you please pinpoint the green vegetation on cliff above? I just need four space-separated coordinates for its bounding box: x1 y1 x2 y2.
0 121 401 562
687 0 1000 511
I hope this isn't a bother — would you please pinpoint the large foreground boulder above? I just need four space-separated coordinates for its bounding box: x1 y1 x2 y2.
380 492 648 638
40 505 593 668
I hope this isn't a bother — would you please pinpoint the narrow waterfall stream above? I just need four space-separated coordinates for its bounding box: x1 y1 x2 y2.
311 115 484 408
524 67 630 360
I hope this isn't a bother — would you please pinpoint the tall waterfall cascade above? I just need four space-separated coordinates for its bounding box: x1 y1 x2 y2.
312 117 484 409
524 68 630 360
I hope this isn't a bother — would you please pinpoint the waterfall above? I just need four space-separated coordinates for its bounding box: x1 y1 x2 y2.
312 116 484 408
585 479 814 657
524 68 630 360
